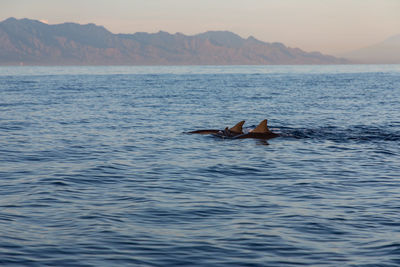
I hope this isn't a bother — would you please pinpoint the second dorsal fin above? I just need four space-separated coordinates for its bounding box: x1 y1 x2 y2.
250 119 269 133
229 120 245 133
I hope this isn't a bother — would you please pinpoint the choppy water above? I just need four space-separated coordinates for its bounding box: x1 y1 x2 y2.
1 65 400 266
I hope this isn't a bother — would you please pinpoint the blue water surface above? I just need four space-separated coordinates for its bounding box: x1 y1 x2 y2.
1 65 400 266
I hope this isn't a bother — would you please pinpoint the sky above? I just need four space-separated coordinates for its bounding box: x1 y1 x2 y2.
1 0 399 55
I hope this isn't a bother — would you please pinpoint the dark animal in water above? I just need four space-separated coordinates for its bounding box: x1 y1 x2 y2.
187 120 245 136
232 119 279 140
188 119 279 140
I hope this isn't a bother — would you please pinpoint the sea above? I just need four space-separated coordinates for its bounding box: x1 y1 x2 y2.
0 65 400 266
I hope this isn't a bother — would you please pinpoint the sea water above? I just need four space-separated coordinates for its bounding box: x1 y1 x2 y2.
0 65 400 266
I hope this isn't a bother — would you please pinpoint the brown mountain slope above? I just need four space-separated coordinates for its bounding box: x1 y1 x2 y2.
0 18 349 65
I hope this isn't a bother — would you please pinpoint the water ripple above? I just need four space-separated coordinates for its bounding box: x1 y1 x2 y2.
0 65 400 266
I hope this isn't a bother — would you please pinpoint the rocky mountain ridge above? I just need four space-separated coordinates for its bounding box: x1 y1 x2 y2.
0 17 348 65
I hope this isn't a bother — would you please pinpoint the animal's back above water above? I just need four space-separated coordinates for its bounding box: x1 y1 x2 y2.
233 131 279 139
187 129 221 134
188 119 279 140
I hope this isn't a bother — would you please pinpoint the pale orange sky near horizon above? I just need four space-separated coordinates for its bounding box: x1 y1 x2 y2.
1 0 399 55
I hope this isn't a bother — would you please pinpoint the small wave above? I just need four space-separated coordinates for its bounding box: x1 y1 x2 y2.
0 121 32 131
278 125 400 143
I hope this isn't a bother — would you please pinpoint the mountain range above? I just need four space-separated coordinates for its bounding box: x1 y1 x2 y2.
0 17 349 65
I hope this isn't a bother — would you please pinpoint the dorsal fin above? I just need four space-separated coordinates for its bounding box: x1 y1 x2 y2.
250 119 270 133
229 120 245 133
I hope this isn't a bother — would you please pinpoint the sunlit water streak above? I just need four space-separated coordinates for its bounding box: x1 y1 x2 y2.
0 65 400 266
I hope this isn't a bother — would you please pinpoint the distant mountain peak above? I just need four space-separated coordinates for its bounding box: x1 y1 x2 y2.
2 17 17 23
342 33 400 63
195 31 248 48
246 36 258 41
2 17 44 25
383 34 400 45
196 30 243 40
0 17 349 65
156 30 171 35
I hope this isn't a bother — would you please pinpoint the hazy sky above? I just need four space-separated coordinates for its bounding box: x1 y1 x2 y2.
1 0 399 54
